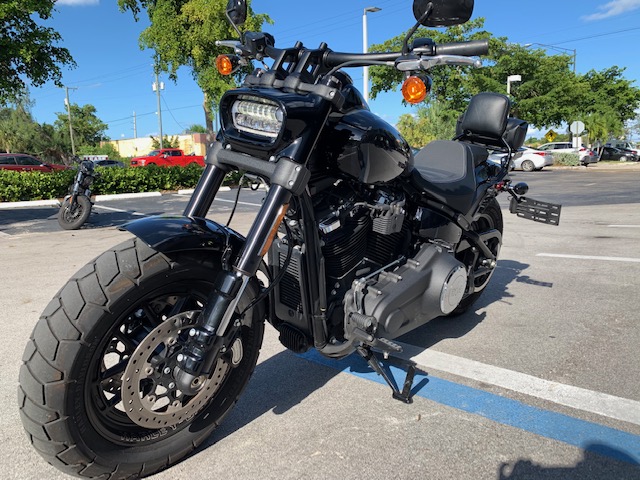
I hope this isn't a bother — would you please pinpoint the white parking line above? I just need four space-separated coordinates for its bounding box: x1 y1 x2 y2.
608 224 640 228
396 342 640 426
536 253 640 263
213 198 263 208
93 205 148 216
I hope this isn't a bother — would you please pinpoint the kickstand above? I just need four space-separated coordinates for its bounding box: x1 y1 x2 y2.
356 346 416 404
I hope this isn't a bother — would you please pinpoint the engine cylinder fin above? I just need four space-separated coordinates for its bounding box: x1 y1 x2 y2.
278 323 309 353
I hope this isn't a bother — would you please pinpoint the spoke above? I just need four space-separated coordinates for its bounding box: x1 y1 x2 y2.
143 304 165 327
167 295 190 318
101 359 128 382
113 330 139 351
105 391 122 408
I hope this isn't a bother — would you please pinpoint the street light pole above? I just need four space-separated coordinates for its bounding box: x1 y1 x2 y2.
524 43 577 73
507 74 522 95
64 86 77 157
362 6 381 103
153 71 165 149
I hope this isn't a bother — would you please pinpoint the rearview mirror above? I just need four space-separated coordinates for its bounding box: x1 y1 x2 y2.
412 0 474 27
226 0 247 26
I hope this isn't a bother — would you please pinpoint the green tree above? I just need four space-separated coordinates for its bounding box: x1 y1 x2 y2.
118 0 270 133
0 0 75 104
581 67 640 126
54 103 109 147
396 100 458 147
471 42 587 128
185 124 207 134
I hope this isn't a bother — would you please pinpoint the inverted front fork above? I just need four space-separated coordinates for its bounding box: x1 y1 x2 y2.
176 168 292 393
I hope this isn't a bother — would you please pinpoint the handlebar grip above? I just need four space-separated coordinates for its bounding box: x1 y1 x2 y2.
434 39 489 57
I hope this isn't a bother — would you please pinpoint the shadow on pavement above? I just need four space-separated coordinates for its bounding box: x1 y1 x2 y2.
498 443 640 479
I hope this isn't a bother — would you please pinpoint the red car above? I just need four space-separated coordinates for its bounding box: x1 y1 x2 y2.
130 148 205 167
0 153 70 172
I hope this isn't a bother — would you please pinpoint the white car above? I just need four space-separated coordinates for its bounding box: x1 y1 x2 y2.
537 142 598 165
489 146 554 172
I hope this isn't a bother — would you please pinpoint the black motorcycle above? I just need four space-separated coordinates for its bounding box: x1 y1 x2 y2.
57 158 97 229
19 1 561 478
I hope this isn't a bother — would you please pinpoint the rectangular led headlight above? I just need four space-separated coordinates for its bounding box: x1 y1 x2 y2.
231 96 284 139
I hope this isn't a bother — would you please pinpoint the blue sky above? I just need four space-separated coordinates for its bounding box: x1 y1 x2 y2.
28 0 640 141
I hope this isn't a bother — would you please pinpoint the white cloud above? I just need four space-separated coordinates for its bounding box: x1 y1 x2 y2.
56 0 99 6
582 0 640 21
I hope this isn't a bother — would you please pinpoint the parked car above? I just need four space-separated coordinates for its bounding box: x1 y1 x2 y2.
0 153 70 172
93 159 125 168
599 146 638 162
537 142 598 165
130 148 205 167
606 140 639 156
490 146 554 172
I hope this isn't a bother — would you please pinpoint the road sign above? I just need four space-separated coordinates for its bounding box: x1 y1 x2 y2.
570 121 585 135
545 129 557 143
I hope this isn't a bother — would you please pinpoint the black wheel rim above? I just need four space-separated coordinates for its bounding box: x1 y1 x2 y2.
469 212 501 291
85 279 215 445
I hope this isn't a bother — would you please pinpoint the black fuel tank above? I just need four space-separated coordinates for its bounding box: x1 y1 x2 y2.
320 109 412 184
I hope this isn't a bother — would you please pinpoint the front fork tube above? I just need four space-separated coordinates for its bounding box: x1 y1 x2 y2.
183 164 228 218
176 184 292 393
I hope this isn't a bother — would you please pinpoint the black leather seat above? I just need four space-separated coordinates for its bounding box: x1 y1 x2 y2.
410 140 484 213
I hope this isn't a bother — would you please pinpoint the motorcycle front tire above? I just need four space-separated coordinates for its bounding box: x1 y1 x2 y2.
18 238 265 479
58 195 92 230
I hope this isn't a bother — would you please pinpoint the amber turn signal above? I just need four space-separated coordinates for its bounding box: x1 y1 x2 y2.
401 76 428 104
216 54 235 76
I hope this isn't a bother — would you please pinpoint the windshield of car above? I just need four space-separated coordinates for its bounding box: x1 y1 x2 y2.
147 150 160 156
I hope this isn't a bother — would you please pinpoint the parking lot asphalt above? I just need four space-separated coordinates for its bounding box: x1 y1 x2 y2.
1 167 639 479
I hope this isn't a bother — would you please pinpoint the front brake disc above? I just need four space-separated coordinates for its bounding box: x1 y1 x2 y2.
122 311 230 428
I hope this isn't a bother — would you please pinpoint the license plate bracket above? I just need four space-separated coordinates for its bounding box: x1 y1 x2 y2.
509 196 561 226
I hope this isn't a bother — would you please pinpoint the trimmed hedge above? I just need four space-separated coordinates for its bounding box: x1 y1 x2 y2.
0 165 244 202
553 152 581 166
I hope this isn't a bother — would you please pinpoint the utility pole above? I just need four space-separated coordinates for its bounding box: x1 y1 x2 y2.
152 72 164 149
64 86 77 156
133 111 137 139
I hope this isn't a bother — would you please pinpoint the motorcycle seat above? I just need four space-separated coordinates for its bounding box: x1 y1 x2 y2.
410 140 486 213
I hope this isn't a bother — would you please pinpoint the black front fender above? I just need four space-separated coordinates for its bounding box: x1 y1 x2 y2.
119 215 246 260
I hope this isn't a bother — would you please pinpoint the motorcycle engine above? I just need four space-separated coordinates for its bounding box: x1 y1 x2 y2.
270 181 411 336
317 184 408 288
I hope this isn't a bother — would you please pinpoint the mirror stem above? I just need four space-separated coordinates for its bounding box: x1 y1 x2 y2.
226 10 243 40
402 3 433 55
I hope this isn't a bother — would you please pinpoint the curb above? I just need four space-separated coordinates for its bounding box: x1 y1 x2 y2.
0 191 162 210
0 199 61 209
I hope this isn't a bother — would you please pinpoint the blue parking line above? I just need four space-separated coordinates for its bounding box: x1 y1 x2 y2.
301 350 640 466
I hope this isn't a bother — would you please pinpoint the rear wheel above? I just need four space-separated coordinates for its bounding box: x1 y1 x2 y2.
449 198 503 316
521 160 535 172
58 195 92 230
18 238 265 479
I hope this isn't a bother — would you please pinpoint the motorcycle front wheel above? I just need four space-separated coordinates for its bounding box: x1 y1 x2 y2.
58 195 92 230
18 238 265 479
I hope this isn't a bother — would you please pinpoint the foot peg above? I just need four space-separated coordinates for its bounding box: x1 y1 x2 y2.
356 346 416 404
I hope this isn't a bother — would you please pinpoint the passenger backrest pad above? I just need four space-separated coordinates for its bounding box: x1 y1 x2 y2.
459 92 510 140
